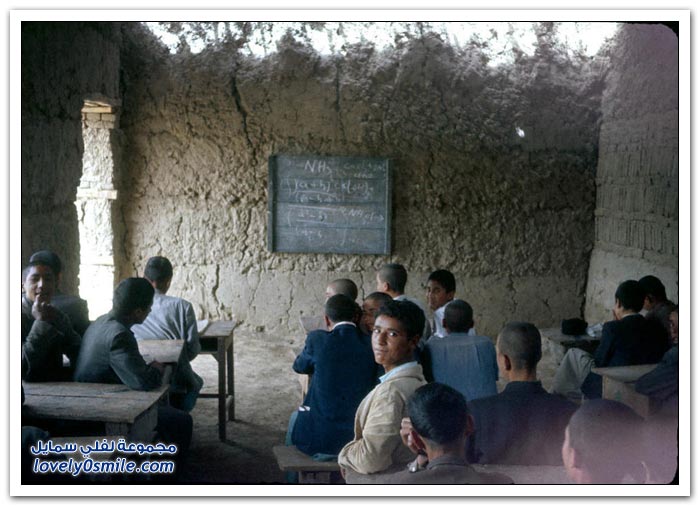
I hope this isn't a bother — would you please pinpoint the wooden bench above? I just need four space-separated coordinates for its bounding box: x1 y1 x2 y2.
272 445 341 484
591 364 660 417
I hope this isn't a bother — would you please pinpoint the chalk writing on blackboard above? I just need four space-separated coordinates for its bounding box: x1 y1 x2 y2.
268 154 392 255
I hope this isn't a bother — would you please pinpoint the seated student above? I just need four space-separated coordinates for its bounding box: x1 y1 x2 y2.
635 304 679 483
345 383 512 484
562 399 646 484
359 291 393 335
376 263 431 342
639 275 676 345
27 250 90 336
552 280 669 400
289 294 380 457
325 278 359 302
425 269 458 338
303 278 361 333
466 322 577 465
421 300 498 401
21 258 81 382
338 300 427 475
132 256 203 412
74 278 192 462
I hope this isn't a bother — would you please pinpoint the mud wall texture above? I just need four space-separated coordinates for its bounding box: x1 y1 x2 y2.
584 24 679 322
21 22 121 293
118 24 604 338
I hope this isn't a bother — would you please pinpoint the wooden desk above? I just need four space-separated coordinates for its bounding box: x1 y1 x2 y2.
299 315 325 334
137 339 185 365
198 320 237 441
539 327 600 366
591 364 659 417
22 382 168 442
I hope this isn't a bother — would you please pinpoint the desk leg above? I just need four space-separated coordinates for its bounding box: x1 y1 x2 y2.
227 338 235 420
217 339 226 441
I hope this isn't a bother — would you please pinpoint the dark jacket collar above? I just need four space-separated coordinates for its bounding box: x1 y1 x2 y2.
502 380 546 394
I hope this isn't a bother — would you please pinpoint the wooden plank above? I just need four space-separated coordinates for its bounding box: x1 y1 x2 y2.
592 364 658 383
272 445 339 472
196 319 210 334
201 320 237 337
137 339 185 364
472 464 573 484
23 394 158 425
22 382 168 401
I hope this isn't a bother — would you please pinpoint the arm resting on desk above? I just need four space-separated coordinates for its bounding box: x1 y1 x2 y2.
110 332 163 391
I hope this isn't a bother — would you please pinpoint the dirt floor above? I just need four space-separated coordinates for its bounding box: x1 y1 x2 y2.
178 328 561 486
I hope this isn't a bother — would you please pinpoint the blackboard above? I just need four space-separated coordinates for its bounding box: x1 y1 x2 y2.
268 154 392 255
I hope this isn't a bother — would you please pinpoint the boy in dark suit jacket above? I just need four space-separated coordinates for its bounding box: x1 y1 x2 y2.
290 294 381 456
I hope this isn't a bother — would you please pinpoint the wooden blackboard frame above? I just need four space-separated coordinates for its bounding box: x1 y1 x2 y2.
268 154 392 255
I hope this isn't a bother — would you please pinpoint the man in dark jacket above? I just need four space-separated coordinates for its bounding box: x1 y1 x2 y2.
290 294 381 456
465 322 577 465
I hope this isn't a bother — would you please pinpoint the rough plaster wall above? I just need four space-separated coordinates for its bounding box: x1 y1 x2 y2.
21 22 121 293
585 24 679 322
120 25 603 338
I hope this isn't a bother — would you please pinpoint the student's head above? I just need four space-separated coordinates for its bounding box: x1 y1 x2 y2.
112 277 155 325
29 250 62 277
496 322 541 379
443 299 474 334
22 262 58 304
372 300 424 371
144 256 174 293
669 304 679 344
638 275 668 310
325 278 358 301
408 383 473 455
360 291 393 335
376 263 408 296
562 399 645 484
614 280 645 315
426 269 456 311
324 294 358 325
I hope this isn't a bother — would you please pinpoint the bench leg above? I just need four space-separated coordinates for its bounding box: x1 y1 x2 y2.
227 342 235 420
217 343 226 441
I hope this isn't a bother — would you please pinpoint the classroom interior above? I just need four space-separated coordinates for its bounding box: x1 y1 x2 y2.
19 20 680 485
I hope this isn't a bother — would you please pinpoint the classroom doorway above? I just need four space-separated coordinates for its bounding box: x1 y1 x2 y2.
75 95 122 320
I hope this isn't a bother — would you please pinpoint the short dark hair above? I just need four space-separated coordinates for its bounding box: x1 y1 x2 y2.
112 278 155 317
408 383 468 446
638 275 668 301
443 299 474 333
375 299 425 339
614 280 645 312
325 294 358 324
28 250 62 275
567 399 645 483
364 291 393 307
144 256 173 284
497 321 542 371
328 278 358 301
378 263 408 293
427 269 456 294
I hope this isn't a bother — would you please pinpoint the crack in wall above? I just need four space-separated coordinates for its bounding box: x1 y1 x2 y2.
231 66 254 155
334 61 347 143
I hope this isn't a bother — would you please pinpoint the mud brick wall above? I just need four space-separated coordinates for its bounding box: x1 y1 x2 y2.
585 24 679 322
21 21 121 293
118 25 604 338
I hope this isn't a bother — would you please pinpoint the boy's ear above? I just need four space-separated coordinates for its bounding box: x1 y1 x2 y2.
324 315 332 330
